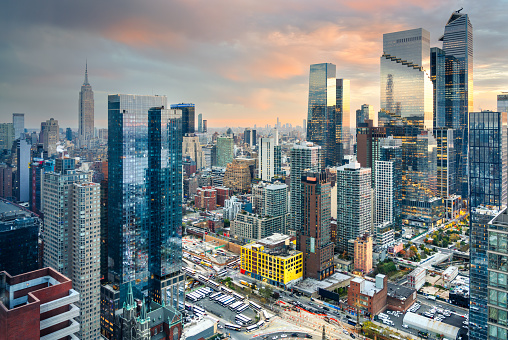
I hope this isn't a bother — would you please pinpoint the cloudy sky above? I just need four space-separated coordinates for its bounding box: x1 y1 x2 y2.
0 0 506 129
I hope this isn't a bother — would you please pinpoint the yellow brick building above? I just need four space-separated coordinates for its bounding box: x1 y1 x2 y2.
240 234 303 288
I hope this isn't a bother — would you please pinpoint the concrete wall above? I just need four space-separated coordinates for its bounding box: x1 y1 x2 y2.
204 234 242 254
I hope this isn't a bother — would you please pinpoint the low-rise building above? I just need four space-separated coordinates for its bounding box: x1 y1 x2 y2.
347 274 387 316
386 282 417 312
336 258 353 273
240 233 303 288
407 267 426 291
375 221 395 248
442 266 459 282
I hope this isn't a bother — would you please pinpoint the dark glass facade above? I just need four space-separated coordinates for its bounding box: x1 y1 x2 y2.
431 47 446 129
469 111 507 340
170 103 195 136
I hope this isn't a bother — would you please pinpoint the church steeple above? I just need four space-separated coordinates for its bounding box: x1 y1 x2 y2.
83 60 89 85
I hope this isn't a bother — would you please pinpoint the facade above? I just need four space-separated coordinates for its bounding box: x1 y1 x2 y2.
183 135 206 170
223 158 255 193
335 160 372 256
347 274 387 316
356 119 387 184
380 28 433 130
386 283 416 313
0 123 14 150
194 187 217 211
499 93 508 113
224 196 243 221
12 113 24 139
337 79 352 157
357 104 375 127
107 95 184 311
240 234 303 288
375 222 395 248
407 267 426 291
0 201 39 276
14 138 30 202
259 137 280 181
0 267 80 340
290 141 321 233
0 164 13 200
298 172 334 280
41 118 59 157
79 63 95 147
231 212 288 242
170 103 195 136
434 128 456 199
353 234 373 274
441 10 473 199
216 137 234 167
71 182 101 340
375 146 402 227
430 47 446 129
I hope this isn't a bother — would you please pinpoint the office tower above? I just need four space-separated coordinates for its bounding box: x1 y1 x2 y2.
41 118 59 156
441 10 473 198
303 119 306 132
298 172 334 280
198 113 203 133
430 47 446 128
216 136 234 167
469 111 507 340
12 113 24 139
337 79 352 158
0 123 14 150
244 128 252 145
290 142 321 233
0 268 80 340
336 160 371 255
0 164 13 200
14 138 30 202
252 129 257 146
203 119 208 133
356 119 387 184
498 93 508 113
223 158 255 193
277 117 280 129
0 200 39 276
434 128 455 199
381 28 433 129
356 104 375 127
108 95 184 309
79 63 94 147
66 127 73 141
71 182 101 340
307 63 339 167
183 135 206 169
99 162 108 283
171 103 195 135
354 233 373 274
259 137 277 181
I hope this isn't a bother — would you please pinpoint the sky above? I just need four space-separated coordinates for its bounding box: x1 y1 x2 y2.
0 0 507 129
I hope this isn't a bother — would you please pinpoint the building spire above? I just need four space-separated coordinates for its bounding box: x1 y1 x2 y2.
83 60 89 85
126 281 135 309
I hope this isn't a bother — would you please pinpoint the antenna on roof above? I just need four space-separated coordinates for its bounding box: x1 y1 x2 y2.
457 7 463 13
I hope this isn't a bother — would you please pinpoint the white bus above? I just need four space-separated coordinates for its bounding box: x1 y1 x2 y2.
229 301 242 310
236 303 249 313
232 292 244 301
222 297 236 306
210 292 221 299
235 314 252 325
246 324 259 331
225 324 242 331
218 269 228 277
249 301 262 311
217 295 230 304
221 286 233 294
186 295 197 302
193 306 205 315
263 310 272 321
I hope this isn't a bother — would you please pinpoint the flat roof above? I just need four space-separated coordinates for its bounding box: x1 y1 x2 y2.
387 282 415 300
295 272 352 295
0 201 24 215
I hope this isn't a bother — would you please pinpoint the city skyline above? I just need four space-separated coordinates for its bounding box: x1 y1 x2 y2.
0 1 506 128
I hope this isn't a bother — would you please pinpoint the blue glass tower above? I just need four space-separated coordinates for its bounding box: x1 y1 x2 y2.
469 111 507 340
431 47 446 129
107 95 184 308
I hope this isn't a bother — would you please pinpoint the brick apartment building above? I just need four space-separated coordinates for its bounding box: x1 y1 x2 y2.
348 274 387 316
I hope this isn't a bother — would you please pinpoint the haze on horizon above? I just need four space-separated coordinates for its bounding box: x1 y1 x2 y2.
0 0 507 129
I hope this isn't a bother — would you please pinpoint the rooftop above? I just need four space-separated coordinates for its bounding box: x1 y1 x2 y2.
387 282 415 300
295 272 351 295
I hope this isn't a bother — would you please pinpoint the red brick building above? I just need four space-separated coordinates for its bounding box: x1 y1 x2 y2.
195 187 217 211
0 267 80 340
347 274 387 316
215 186 231 207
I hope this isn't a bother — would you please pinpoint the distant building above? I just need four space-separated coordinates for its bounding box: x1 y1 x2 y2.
231 212 288 242
41 118 59 156
386 283 416 312
183 135 206 170
14 138 30 202
194 187 217 211
442 266 458 282
12 113 24 139
223 158 255 193
216 137 234 167
0 123 14 150
259 137 282 181
79 63 94 146
0 267 80 340
354 233 373 274
375 221 395 248
171 103 195 136
347 274 387 315
252 181 288 217
240 234 303 288
0 164 13 200
224 196 243 221
407 267 426 290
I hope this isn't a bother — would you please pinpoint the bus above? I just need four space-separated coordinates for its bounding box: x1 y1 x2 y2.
229 301 242 310
185 303 192 311
249 301 262 311
246 324 259 332
198 274 209 282
236 303 249 313
218 295 230 304
263 310 272 321
213 294 224 301
232 292 244 301
210 292 221 299
208 281 220 290
222 297 236 306
225 324 242 331
193 306 205 315
186 295 197 302
235 314 252 325
217 269 228 277
240 280 250 287
221 286 233 294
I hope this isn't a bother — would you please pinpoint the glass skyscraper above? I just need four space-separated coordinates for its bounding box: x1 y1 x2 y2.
380 28 433 130
430 47 446 129
107 94 184 308
170 103 195 136
469 111 507 340
440 10 473 199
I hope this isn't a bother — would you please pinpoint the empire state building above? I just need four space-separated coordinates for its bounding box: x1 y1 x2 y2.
79 63 94 147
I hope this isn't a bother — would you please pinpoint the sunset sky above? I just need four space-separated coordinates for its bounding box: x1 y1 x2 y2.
0 0 507 129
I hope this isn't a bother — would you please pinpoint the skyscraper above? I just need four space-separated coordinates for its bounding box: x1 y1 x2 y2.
0 123 14 150
307 63 337 167
216 136 234 167
336 160 372 256
336 79 352 158
440 10 473 198
41 118 59 157
299 172 334 280
14 138 30 202
79 63 94 147
198 113 203 133
498 93 508 113
259 137 279 181
356 104 375 127
171 103 195 136
107 95 184 309
12 113 24 139
434 128 456 199
469 111 507 340
380 28 433 130
290 142 321 234
430 47 446 129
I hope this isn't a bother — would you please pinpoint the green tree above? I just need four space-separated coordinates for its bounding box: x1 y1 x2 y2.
259 285 273 300
224 219 230 228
